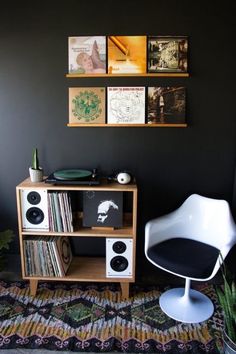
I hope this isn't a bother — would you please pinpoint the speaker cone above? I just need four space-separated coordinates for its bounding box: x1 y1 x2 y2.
27 191 41 205
26 207 44 225
112 241 127 254
110 256 128 272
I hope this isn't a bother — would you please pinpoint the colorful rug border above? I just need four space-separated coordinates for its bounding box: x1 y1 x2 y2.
0 280 223 353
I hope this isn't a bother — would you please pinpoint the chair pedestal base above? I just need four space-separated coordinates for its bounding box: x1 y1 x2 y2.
159 287 214 323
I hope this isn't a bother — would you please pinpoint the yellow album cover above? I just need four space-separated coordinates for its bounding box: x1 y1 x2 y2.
69 87 105 124
108 36 147 74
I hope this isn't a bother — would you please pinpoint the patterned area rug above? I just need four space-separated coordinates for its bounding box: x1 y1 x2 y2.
0 281 224 353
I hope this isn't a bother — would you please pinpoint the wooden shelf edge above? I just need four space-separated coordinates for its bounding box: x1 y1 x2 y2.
66 73 189 78
17 178 137 190
23 256 134 283
22 231 134 237
67 123 187 128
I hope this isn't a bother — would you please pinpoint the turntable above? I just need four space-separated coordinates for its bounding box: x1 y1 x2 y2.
45 168 100 185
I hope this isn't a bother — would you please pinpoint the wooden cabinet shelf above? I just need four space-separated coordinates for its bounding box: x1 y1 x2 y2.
24 256 127 283
16 178 137 299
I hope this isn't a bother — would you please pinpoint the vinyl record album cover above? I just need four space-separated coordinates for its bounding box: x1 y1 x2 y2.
69 87 106 124
55 236 73 275
68 36 106 74
148 36 188 73
147 87 186 124
83 191 123 228
107 87 145 124
108 36 146 74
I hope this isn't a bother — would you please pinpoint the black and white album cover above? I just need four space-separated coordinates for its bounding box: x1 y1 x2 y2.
83 191 123 228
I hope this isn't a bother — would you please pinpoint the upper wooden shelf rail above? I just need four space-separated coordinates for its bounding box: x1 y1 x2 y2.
66 73 189 78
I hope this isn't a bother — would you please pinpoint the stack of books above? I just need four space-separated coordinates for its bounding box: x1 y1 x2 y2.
24 236 72 277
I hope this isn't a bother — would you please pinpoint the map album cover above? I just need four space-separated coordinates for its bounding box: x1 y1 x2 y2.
69 87 106 124
68 36 106 74
147 87 186 124
147 36 188 73
108 36 146 74
107 87 145 124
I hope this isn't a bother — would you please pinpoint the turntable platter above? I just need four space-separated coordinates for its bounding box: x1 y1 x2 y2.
54 169 92 180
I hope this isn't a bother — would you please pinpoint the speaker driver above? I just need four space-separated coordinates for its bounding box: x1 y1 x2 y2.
26 207 45 225
110 256 128 272
112 241 127 254
27 191 41 205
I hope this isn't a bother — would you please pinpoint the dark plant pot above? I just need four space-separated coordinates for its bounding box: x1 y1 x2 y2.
223 330 236 354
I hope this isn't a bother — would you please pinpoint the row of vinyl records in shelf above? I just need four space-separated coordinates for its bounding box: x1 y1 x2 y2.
24 236 72 277
48 192 73 232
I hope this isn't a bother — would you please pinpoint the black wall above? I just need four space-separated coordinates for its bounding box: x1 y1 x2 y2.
0 0 236 279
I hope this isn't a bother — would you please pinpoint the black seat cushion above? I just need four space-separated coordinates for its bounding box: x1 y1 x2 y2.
147 238 220 279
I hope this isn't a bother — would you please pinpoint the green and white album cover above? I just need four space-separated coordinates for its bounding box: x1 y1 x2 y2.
69 87 106 124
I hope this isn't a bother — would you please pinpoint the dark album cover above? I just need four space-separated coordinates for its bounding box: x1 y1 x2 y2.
148 36 188 73
147 87 186 124
83 191 123 228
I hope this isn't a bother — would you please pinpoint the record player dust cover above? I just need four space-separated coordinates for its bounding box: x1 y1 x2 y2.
69 87 106 124
108 36 146 74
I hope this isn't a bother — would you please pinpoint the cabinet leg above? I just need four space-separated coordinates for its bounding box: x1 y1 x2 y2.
29 279 38 296
120 282 129 299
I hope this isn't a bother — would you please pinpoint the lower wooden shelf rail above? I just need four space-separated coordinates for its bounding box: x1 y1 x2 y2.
67 123 187 128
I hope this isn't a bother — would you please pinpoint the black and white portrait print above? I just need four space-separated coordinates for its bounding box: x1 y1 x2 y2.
83 191 123 228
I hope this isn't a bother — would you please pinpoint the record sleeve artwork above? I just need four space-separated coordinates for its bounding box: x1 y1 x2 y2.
107 87 145 124
69 87 106 124
148 87 186 124
148 36 188 73
83 191 123 228
68 36 106 74
108 36 146 74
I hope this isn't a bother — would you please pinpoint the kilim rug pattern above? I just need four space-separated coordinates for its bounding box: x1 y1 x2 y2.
0 281 224 353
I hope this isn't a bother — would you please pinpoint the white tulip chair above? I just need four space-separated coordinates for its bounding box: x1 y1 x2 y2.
145 194 236 323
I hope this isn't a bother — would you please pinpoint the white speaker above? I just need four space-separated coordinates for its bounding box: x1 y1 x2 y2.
20 189 49 231
106 238 133 278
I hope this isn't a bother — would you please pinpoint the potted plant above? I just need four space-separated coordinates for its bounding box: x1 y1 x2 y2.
29 148 43 182
0 229 14 271
216 260 236 354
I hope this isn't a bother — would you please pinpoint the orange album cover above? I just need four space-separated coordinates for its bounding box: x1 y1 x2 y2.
108 36 147 74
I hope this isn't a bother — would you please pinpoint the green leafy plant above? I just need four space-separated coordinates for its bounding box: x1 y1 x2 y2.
0 229 14 271
31 148 40 170
216 258 236 343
